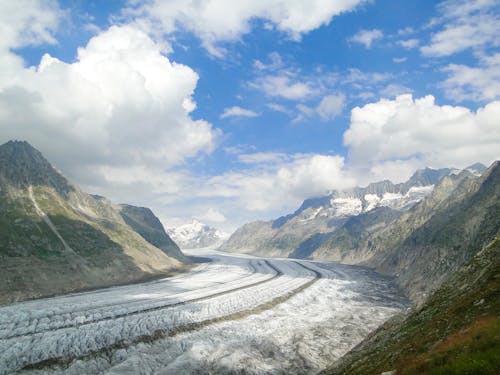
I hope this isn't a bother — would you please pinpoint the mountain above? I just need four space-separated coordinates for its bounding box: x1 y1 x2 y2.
119 204 188 262
220 167 452 258
0 140 187 304
324 235 499 375
314 162 499 303
222 161 499 304
168 219 228 249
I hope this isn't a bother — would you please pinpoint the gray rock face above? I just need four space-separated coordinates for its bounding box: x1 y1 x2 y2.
0 140 186 304
119 204 188 262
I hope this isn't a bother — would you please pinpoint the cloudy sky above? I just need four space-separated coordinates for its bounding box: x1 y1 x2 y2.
0 0 499 233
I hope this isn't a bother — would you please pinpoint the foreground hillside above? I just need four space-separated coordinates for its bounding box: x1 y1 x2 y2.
0 141 187 304
325 236 500 375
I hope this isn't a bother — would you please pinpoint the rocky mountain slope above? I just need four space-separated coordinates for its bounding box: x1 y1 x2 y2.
0 140 187 304
307 162 499 302
220 166 466 258
222 162 498 304
167 219 228 249
324 235 500 375
119 204 188 262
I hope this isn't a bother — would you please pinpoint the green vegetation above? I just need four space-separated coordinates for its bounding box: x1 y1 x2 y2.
325 237 500 375
400 317 499 375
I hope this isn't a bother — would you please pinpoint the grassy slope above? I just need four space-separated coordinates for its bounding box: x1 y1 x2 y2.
324 237 500 375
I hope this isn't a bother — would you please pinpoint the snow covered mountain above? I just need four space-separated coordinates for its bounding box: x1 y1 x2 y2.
220 164 486 258
168 220 228 249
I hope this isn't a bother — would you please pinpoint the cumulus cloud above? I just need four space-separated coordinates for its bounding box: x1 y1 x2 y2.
344 94 500 182
202 154 355 211
0 0 61 50
349 29 383 48
0 24 219 192
421 0 499 57
125 0 368 56
220 106 259 119
441 53 500 102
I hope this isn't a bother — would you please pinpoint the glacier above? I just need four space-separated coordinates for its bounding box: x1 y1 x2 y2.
0 248 408 374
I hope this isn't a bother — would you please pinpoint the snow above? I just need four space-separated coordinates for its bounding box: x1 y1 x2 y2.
363 185 435 212
364 194 381 211
329 198 363 217
168 220 228 249
0 249 408 374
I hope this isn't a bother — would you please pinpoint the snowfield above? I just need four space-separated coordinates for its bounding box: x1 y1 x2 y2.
0 249 408 374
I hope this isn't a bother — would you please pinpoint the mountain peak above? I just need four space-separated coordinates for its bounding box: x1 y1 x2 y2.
168 220 228 249
0 140 73 195
465 162 487 175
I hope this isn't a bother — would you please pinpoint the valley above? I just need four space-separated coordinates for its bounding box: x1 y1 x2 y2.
0 248 407 374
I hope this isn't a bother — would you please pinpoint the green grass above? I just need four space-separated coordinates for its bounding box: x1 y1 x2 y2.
326 238 500 375
401 317 500 375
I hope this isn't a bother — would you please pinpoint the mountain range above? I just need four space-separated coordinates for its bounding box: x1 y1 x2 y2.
221 161 498 304
0 140 188 304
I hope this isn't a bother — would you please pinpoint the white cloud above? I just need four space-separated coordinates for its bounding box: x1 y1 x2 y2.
344 94 500 182
291 93 346 123
441 53 500 102
125 0 368 56
393 57 407 63
380 84 413 98
220 106 259 119
397 38 419 49
253 52 283 71
250 74 316 100
266 103 291 114
0 0 62 50
349 29 383 48
317 94 346 120
397 27 415 36
197 207 226 223
421 0 499 57
238 152 289 164
202 154 355 211
0 25 219 193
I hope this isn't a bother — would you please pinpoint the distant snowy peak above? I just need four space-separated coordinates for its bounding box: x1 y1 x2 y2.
294 184 435 223
274 166 478 228
168 220 228 249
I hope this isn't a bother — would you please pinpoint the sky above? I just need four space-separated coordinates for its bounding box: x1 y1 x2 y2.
0 0 499 233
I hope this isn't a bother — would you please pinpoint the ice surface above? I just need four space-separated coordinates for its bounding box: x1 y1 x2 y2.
0 249 408 374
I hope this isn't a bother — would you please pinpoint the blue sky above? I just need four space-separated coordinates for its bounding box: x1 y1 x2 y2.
0 0 499 232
